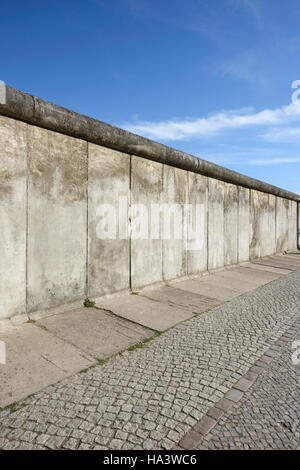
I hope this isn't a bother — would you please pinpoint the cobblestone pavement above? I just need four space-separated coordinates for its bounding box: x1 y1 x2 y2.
0 271 299 450
197 321 300 450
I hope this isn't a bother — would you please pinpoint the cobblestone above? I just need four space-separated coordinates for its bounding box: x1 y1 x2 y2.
198 319 300 450
0 270 300 450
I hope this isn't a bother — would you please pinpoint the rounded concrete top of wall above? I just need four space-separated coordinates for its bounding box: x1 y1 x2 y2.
0 85 299 202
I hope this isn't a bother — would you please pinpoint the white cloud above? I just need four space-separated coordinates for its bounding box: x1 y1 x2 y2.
261 127 300 142
219 52 268 86
198 147 300 167
247 157 300 166
121 103 300 142
231 0 262 24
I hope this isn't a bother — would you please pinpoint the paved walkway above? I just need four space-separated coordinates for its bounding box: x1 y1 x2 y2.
197 320 300 450
0 257 299 450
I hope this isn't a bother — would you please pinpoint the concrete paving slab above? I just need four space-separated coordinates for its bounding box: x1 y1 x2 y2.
272 253 300 263
275 254 300 265
213 270 262 289
228 266 283 285
281 255 300 266
252 257 299 271
38 307 152 359
0 323 94 408
141 286 220 313
245 263 291 275
284 253 300 260
97 295 193 331
175 279 240 301
205 273 254 293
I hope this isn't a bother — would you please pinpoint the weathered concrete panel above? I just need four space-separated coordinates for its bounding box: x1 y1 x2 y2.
250 190 261 259
287 200 297 251
163 166 188 280
224 183 238 266
238 187 250 263
250 192 277 259
88 144 130 297
250 190 269 259
187 173 207 274
275 197 289 252
131 157 163 289
27 126 87 314
208 179 224 270
258 192 270 258
298 203 300 250
0 116 27 320
266 194 276 256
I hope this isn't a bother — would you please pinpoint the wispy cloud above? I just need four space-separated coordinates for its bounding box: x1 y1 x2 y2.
261 127 300 142
219 52 268 86
230 0 262 25
121 103 300 141
196 147 300 167
121 0 261 43
247 157 300 165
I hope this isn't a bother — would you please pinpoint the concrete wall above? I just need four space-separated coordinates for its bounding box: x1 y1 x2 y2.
0 116 27 321
131 157 163 289
27 127 87 315
88 144 130 298
187 173 207 274
238 187 250 263
0 113 299 322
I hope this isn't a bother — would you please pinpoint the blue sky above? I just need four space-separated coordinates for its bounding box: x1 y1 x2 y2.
1 0 300 193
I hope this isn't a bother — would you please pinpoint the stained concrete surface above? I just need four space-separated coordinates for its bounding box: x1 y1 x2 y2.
250 190 271 259
276 198 289 252
187 173 207 274
209 272 261 293
253 255 300 271
162 166 188 281
222 266 284 285
208 179 224 270
238 187 250 263
97 294 192 332
174 278 240 302
0 322 94 408
288 200 297 251
243 262 291 275
140 286 220 313
88 144 130 297
37 307 151 359
0 116 27 321
27 126 87 315
224 183 238 267
131 157 163 288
